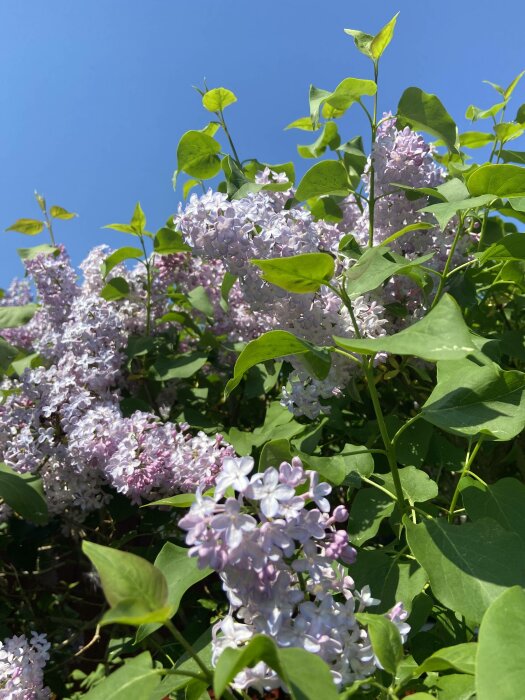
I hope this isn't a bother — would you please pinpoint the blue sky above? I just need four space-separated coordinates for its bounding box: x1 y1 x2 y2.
0 0 523 283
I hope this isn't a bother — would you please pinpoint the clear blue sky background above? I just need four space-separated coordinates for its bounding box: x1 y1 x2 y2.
1 0 523 284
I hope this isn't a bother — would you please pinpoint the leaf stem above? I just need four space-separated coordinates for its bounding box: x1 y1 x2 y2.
448 437 484 523
430 214 465 309
218 108 242 169
164 620 213 684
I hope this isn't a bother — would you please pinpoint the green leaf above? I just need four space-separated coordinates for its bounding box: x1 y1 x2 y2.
17 244 58 261
432 674 475 700
176 130 221 180
251 253 334 293
370 12 399 61
213 635 339 700
355 613 403 675
225 330 331 396
153 227 191 254
309 196 343 223
100 277 130 301
462 477 525 546
422 358 525 440
295 160 350 201
405 517 525 621
136 542 211 642
308 85 332 127
416 643 477 675
334 293 475 362
377 466 438 503
285 116 316 131
351 551 427 614
299 443 374 485
259 439 293 471
468 163 525 198
460 131 494 149
397 87 458 151
5 218 44 235
343 28 375 59
0 338 18 370
504 70 525 100
476 586 525 700
183 178 201 199
82 541 171 627
500 149 525 164
83 652 160 700
348 489 394 545
103 223 138 236
325 77 377 112
421 194 496 230
297 122 340 158
151 352 208 380
477 232 525 264
494 122 524 144
200 121 221 137
131 202 146 233
202 87 237 112
151 629 212 700
50 205 77 220
0 304 39 329
380 222 434 248
143 493 198 508
0 463 48 525
102 247 144 277
344 246 434 296
466 102 505 121
187 285 214 317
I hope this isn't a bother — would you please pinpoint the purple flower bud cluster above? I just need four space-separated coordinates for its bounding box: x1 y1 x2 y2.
0 631 50 699
0 246 236 519
180 456 408 691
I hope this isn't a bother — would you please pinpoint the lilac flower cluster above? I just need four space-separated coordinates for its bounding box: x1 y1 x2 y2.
180 455 408 691
0 632 50 699
175 175 387 418
0 246 235 519
341 116 475 318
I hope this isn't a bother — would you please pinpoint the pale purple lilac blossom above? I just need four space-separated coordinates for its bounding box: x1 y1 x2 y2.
0 632 50 700
180 455 409 691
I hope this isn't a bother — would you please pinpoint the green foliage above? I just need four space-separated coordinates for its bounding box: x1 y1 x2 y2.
295 160 351 200
202 87 237 112
213 635 339 700
176 130 222 180
334 293 475 361
82 541 172 626
251 252 335 293
476 587 525 700
397 87 458 150
225 330 331 395
422 358 525 440
0 463 48 525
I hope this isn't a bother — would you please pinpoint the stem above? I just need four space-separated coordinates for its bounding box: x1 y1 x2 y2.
430 214 465 309
164 620 213 684
334 282 406 512
367 62 379 248
448 437 483 523
392 413 422 446
44 210 56 246
363 358 406 513
218 108 242 169
138 234 152 335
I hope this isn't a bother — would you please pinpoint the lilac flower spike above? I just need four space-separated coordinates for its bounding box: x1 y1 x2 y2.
180 454 409 692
